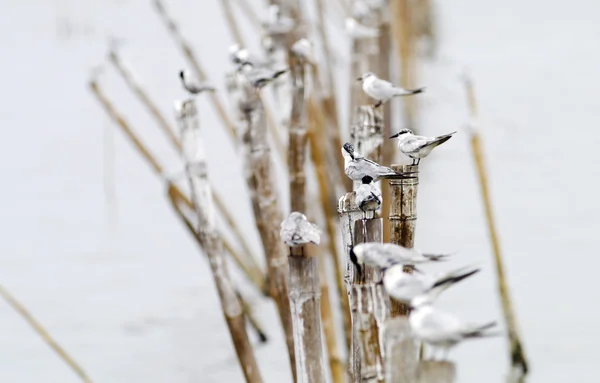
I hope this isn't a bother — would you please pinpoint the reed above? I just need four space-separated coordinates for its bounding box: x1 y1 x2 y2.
176 98 262 383
0 284 95 383
463 76 529 377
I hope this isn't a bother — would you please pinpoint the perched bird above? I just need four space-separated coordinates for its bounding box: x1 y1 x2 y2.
349 242 452 277
390 129 457 165
342 142 413 182
409 292 498 359
345 18 380 39
280 212 321 247
291 38 317 65
179 70 215 95
383 264 480 304
357 72 425 108
355 176 382 219
241 62 288 89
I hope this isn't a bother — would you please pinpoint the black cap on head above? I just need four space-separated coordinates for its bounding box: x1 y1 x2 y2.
349 246 363 279
179 70 185 79
389 129 412 139
342 142 354 153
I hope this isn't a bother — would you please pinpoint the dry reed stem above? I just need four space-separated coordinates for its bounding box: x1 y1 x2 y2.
219 0 245 47
463 78 529 376
388 164 419 317
153 0 238 142
384 317 418 383
236 84 297 380
390 0 418 131
177 99 262 383
167 185 268 343
107 50 264 284
232 0 262 31
307 99 352 353
416 361 456 383
88 79 266 292
351 219 385 383
0 284 94 383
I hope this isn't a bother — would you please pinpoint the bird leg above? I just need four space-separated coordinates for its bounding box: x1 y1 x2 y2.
373 100 382 108
411 158 416 165
416 158 421 165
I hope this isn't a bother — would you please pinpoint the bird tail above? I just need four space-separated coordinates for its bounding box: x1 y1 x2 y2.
272 69 288 79
395 87 426 96
464 321 499 338
431 266 480 289
423 252 452 261
426 131 457 148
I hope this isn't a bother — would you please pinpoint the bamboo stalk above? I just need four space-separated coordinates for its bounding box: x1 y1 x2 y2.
176 99 262 383
463 77 529 377
416 361 456 383
107 50 264 285
351 219 385 383
153 0 237 142
388 164 419 317
166 185 268 343
0 284 94 383
236 82 297 380
384 317 418 383
88 79 266 293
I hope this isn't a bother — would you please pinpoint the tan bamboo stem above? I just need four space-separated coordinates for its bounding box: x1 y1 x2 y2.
219 0 245 47
167 185 268 343
416 361 456 383
351 219 385 383
463 78 529 376
237 84 296 379
176 99 262 383
384 317 418 383
153 0 237 142
307 99 352 353
232 0 261 31
388 164 419 317
0 284 94 383
89 79 265 292
107 50 263 284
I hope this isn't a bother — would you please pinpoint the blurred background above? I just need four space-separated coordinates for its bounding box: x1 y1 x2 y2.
1 0 599 382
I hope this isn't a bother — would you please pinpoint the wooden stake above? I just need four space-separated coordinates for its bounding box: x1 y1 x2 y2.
384 317 418 383
388 164 419 317
416 361 456 383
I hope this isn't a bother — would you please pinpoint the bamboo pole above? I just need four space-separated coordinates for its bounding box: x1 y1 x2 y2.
153 0 238 142
88 79 266 292
167 185 268 343
416 361 456 383
176 99 262 383
236 82 297 380
0 284 95 383
388 164 419 317
107 50 264 285
351 219 385 383
463 77 529 377
384 317 418 383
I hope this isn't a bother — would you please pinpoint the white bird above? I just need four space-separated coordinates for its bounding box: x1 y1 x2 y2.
229 44 271 69
179 70 215 95
280 212 321 247
349 242 452 277
291 38 317 65
358 72 425 108
345 18 380 39
355 176 382 219
240 62 288 89
383 264 480 304
342 142 413 182
390 129 457 165
409 292 498 359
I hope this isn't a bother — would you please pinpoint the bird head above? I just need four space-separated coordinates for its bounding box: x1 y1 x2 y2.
389 129 413 139
342 142 354 155
357 72 375 82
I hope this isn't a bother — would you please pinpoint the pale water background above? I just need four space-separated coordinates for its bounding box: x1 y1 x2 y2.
1 0 599 382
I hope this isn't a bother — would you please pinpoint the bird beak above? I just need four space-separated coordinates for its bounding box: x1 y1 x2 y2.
356 76 363 82
389 132 400 139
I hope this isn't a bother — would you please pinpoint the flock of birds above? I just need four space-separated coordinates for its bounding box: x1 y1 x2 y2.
175 2 496 361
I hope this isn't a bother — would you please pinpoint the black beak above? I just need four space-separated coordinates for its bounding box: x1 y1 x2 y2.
349 247 363 279
389 132 400 139
356 76 363 82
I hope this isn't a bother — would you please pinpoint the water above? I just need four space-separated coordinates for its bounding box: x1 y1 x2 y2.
0 0 598 382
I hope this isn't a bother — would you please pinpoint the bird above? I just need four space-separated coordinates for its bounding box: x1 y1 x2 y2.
291 38 317 65
345 18 380 39
349 242 452 278
390 129 457 165
409 292 498 360
342 142 414 182
240 62 288 89
355 176 382 219
179 70 216 95
280 212 321 247
383 264 480 304
357 72 425 108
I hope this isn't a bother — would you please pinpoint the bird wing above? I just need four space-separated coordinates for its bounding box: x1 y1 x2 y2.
399 135 432 153
280 218 298 243
361 243 411 268
371 78 396 94
419 309 465 341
